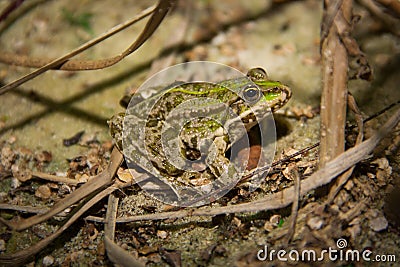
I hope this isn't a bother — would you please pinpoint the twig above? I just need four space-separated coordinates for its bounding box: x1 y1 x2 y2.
326 93 364 203
0 0 25 22
104 237 145 267
374 0 400 18
0 204 48 214
283 163 300 244
104 194 118 241
32 171 81 185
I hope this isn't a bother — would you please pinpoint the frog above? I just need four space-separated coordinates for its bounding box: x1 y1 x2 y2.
108 67 291 205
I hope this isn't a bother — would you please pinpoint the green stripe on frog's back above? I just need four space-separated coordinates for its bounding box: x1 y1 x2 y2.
161 82 241 107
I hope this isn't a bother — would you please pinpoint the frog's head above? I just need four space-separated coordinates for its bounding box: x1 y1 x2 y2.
244 68 292 112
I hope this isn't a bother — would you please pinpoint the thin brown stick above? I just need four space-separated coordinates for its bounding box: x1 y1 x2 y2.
284 163 300 244
32 171 81 185
0 0 25 22
104 194 119 241
0 203 48 214
326 93 364 203
104 237 145 267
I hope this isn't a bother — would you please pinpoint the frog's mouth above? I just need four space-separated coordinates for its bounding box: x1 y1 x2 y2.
236 101 273 131
241 113 258 130
265 86 292 112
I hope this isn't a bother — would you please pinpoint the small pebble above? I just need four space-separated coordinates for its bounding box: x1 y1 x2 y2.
42 255 54 266
157 230 168 239
35 151 52 163
307 216 324 230
369 216 388 232
35 185 52 199
11 164 32 182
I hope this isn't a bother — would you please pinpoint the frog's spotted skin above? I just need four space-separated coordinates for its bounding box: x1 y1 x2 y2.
108 67 291 204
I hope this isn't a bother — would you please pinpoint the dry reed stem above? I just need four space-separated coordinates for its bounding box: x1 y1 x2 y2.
319 0 353 167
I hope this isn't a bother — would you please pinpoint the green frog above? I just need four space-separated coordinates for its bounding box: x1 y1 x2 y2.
108 67 291 205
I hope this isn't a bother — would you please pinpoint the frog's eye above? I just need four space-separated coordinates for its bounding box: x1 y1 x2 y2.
243 85 261 103
247 68 268 82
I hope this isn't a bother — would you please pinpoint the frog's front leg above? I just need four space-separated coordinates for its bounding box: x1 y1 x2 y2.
206 135 230 177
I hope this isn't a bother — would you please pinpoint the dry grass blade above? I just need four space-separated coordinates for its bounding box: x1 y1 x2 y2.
0 0 177 95
0 180 120 266
0 147 123 231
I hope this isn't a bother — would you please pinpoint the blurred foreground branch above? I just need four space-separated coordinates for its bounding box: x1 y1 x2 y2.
0 0 176 95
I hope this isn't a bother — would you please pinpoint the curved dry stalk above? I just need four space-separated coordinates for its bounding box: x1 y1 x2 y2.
85 107 400 223
0 181 123 266
104 194 145 267
104 236 145 267
0 147 123 231
0 0 177 95
0 204 48 214
0 0 25 22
